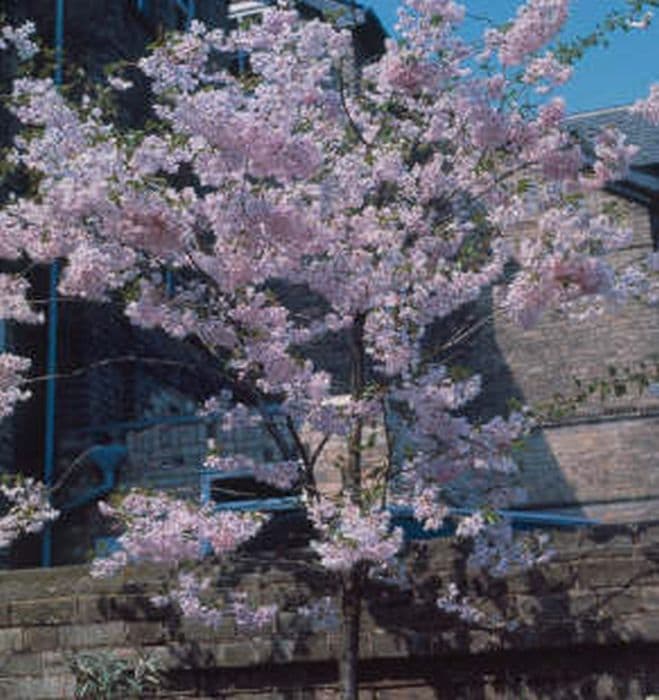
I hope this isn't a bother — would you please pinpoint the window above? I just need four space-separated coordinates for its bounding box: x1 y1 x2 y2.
200 468 300 513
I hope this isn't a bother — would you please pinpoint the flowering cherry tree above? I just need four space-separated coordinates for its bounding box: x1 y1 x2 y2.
1 2 658 697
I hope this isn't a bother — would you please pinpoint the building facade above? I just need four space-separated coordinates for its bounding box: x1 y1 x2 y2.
109 107 659 529
0 0 387 564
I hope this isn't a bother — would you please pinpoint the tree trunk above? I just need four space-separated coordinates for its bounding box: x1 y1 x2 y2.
339 315 367 699
339 567 363 700
344 314 366 497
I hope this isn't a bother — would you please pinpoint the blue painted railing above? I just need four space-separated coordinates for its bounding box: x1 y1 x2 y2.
201 469 598 539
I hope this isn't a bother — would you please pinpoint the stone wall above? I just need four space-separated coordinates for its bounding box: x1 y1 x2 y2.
498 196 659 518
4 524 659 698
426 194 659 519
519 415 659 516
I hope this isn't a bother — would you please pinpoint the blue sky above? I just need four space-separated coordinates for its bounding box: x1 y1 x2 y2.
365 0 659 114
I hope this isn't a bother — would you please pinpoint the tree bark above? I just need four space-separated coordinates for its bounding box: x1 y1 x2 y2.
344 314 366 498
338 315 367 699
339 567 363 700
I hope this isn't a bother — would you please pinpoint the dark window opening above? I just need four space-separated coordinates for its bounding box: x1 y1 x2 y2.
210 476 291 504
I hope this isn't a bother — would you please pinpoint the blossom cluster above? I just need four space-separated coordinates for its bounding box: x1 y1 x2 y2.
522 52 572 94
91 492 264 578
308 498 404 572
495 0 569 66
203 452 300 491
0 21 38 61
0 354 32 421
151 572 277 631
633 83 659 126
436 582 519 631
392 367 531 529
464 519 554 577
0 478 58 548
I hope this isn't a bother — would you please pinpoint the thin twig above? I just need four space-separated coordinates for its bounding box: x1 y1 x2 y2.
22 355 193 385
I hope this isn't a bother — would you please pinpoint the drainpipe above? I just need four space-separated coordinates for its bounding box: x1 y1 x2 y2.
41 0 65 568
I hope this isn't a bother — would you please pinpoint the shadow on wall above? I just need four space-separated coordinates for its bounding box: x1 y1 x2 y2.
424 286 581 515
358 524 659 699
73 524 659 698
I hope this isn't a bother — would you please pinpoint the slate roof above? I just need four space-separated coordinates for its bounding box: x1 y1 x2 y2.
300 0 367 27
567 105 659 198
567 105 659 168
228 0 368 27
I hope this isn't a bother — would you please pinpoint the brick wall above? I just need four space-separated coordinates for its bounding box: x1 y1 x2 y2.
520 415 659 515
4 525 659 698
425 194 659 518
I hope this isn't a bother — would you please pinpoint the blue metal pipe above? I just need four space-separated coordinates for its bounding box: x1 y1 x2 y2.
53 0 64 86
411 506 598 529
173 0 195 27
165 268 174 296
42 0 65 568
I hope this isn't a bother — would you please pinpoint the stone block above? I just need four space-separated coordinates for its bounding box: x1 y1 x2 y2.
22 626 58 652
0 602 11 626
74 595 110 624
58 621 127 649
179 617 234 643
0 627 24 653
11 597 75 626
221 640 263 666
2 673 77 700
0 566 91 603
575 558 649 588
125 620 168 645
76 593 162 624
41 649 71 675
286 632 331 661
367 630 405 659
0 650 43 676
371 685 437 700
615 612 659 642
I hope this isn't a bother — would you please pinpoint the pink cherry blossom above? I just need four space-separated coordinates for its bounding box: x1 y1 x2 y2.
632 83 659 126
522 52 572 93
498 0 569 66
0 21 38 60
0 478 58 548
